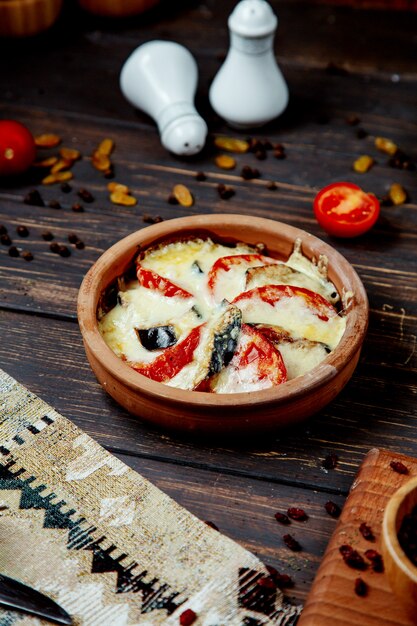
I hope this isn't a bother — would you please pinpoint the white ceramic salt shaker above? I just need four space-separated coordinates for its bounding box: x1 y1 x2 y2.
120 41 208 156
209 0 289 128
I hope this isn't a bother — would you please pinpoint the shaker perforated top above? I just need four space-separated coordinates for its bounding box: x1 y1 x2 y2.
228 0 278 37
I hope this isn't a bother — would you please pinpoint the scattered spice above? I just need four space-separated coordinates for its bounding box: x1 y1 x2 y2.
16 225 29 237
339 545 367 570
356 128 368 139
265 566 295 589
322 453 339 470
68 233 79 244
21 250 33 262
354 577 368 597
167 193 178 205
8 246 19 257
24 189 44 207
359 522 375 542
58 245 71 258
48 200 61 209
72 203 84 213
179 609 197 626
78 188 95 203
364 549 384 572
274 511 290 525
389 183 408 206
283 534 302 551
390 460 409 475
42 171 73 185
375 137 398 156
49 242 60 253
273 145 286 160
267 181 278 190
142 213 163 224
353 155 374 173
379 194 393 207
195 171 206 181
214 136 249 153
325 501 341 518
215 154 236 170
241 165 260 180
287 507 308 522
0 225 7 235
0 234 12 246
388 149 415 171
34 133 61 148
217 183 235 200
257 576 276 589
255 150 267 161
204 520 219 531
75 240 85 250
42 231 54 241
104 168 115 179
398 504 417 567
60 182 72 193
172 184 194 207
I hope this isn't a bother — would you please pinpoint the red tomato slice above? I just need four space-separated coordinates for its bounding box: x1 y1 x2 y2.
233 285 337 322
207 254 277 300
200 324 287 393
0 120 36 177
137 265 193 298
314 181 380 238
131 325 202 382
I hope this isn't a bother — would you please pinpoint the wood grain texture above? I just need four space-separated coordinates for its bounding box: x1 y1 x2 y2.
298 448 417 625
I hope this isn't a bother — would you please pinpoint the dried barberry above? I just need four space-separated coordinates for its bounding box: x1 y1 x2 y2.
168 193 179 205
274 511 290 525
0 225 7 235
58 245 71 257
274 147 286 160
356 128 368 139
72 203 84 213
346 114 360 126
21 250 33 262
267 181 278 190
325 501 341 518
354 577 368 597
195 171 206 181
78 188 95 203
322 453 339 470
241 165 260 180
68 233 79 244
364 549 384 572
359 522 375 542
339 545 367 570
265 566 294 588
388 149 415 171
24 189 44 207
179 608 197 626
8 246 19 257
217 184 235 200
42 231 54 241
257 576 276 589
204 520 219 531
390 460 409 475
16 225 29 237
287 507 308 522
255 150 267 161
49 242 60 253
60 182 72 193
283 534 302 551
75 240 85 250
0 234 12 246
142 213 163 224
48 200 62 209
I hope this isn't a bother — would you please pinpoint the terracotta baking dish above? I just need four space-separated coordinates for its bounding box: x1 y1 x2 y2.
77 214 368 434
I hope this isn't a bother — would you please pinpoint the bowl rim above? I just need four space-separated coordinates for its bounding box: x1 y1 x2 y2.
77 213 369 413
383 475 417 584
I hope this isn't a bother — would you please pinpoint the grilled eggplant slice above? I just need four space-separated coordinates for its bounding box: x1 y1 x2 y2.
136 326 177 351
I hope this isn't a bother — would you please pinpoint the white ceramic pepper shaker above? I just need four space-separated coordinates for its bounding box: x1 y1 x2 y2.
120 41 208 156
209 0 289 128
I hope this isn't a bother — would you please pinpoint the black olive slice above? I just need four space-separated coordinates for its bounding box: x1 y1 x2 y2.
136 326 177 351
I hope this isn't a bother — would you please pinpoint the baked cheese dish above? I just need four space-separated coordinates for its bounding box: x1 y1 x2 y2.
98 236 347 393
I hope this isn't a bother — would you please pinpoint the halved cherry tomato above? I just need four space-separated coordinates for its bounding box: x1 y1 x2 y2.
233 285 337 322
131 325 202 382
208 254 278 302
0 120 36 176
137 266 193 298
314 181 380 238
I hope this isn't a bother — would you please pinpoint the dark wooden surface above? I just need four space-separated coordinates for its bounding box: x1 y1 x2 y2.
0 0 416 607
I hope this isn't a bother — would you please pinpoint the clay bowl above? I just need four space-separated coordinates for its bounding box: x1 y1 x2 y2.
382 476 417 619
0 0 62 37
77 214 368 434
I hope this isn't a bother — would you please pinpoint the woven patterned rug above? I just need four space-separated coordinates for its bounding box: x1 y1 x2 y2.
0 369 301 625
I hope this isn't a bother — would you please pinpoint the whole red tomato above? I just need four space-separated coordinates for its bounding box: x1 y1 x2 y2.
0 120 36 176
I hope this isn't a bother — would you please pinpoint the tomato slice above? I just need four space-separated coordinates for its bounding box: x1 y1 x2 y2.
137 265 193 298
201 324 287 393
131 325 202 382
314 181 380 238
207 254 278 302
233 284 337 322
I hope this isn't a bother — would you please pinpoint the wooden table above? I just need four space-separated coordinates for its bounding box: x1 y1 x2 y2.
0 0 416 607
